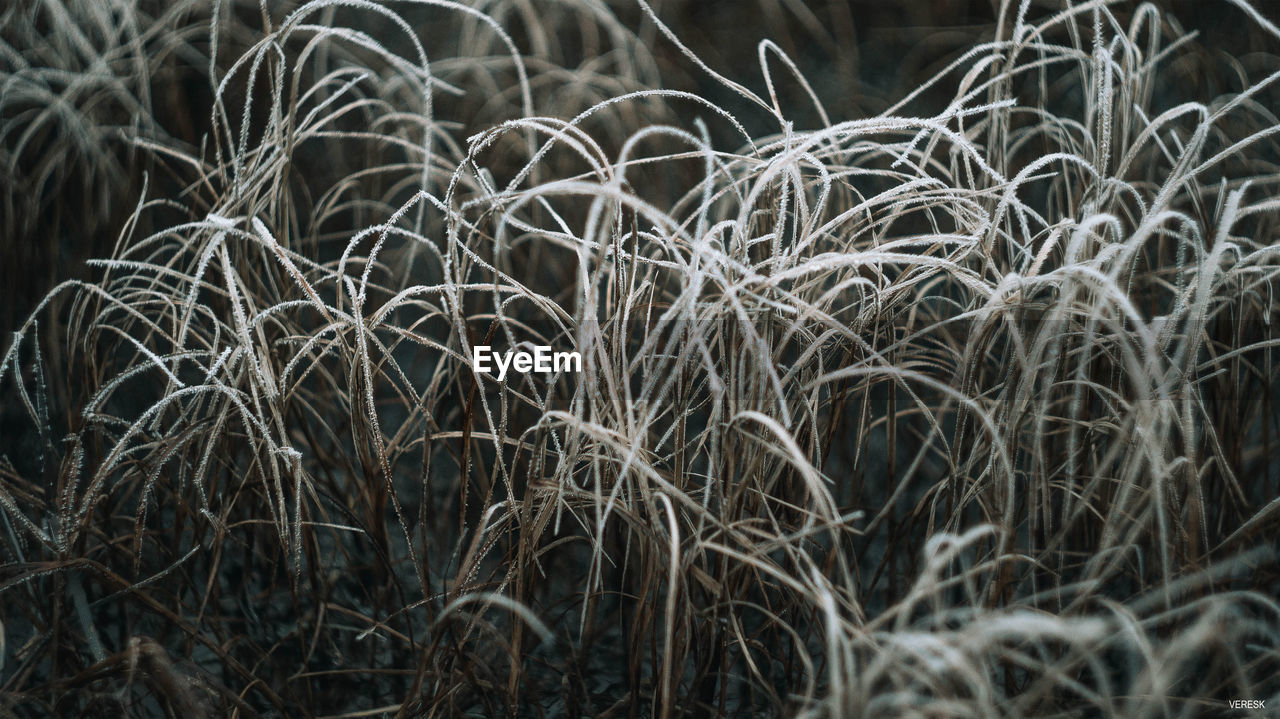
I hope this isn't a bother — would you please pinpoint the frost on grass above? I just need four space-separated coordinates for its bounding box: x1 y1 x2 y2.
2 0 1280 716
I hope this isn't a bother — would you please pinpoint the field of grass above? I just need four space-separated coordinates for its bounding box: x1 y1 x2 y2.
3 0 1280 716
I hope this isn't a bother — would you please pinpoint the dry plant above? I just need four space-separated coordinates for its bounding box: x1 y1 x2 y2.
2 0 1280 716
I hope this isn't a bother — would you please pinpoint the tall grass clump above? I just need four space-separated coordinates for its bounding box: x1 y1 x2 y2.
2 0 1280 716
